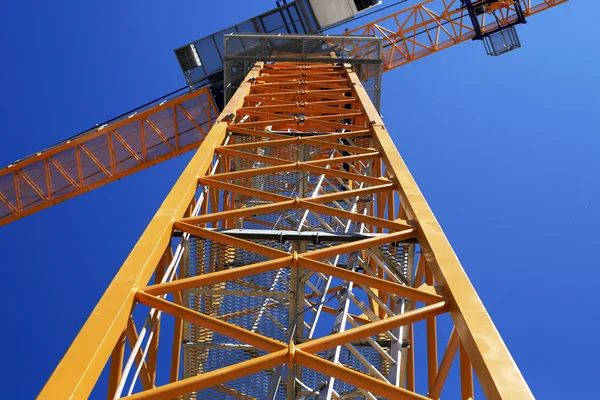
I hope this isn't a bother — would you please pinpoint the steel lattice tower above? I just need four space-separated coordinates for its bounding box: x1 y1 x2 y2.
38 43 532 399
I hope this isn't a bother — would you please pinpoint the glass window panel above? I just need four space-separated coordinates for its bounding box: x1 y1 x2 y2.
236 20 258 34
260 12 287 33
288 5 300 23
186 66 208 86
175 45 201 71
194 37 223 75
285 6 305 34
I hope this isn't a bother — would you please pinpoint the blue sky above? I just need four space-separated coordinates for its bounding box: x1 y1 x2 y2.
0 1 597 399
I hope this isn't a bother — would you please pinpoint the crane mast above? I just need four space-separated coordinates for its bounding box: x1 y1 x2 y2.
2 1 569 399
43 34 529 400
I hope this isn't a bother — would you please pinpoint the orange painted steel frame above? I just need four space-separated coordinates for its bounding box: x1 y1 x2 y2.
346 0 568 74
0 87 217 226
37 60 534 399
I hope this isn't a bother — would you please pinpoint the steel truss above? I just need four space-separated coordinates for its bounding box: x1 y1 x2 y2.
345 0 568 74
0 87 218 225
39 61 532 399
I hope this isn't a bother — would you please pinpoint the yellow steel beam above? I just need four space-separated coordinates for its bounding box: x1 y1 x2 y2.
37 63 264 400
429 327 459 399
347 65 533 399
297 257 443 305
295 350 429 400
135 291 286 353
143 257 293 296
121 350 289 400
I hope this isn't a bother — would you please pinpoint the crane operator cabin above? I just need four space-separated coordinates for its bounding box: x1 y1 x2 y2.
174 0 383 107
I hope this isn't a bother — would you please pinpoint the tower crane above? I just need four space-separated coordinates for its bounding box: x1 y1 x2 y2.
1 1 568 399
0 0 565 226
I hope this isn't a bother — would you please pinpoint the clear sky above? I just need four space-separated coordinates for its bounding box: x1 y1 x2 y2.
0 1 597 399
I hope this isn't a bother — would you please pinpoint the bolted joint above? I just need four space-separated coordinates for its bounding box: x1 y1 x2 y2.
220 113 236 124
287 340 296 371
